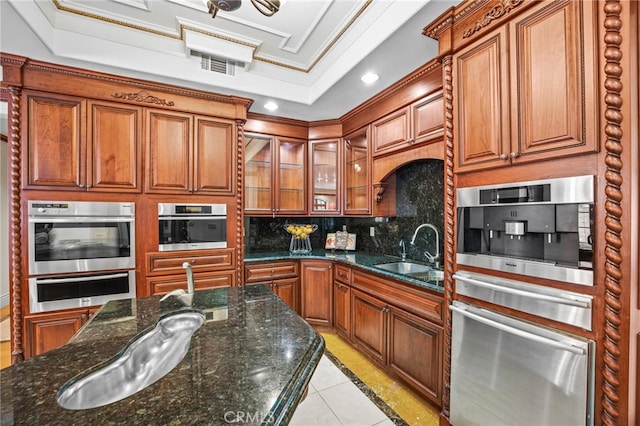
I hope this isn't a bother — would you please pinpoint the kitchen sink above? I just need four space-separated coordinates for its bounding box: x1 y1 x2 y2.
57 310 205 410
374 261 433 275
408 269 445 283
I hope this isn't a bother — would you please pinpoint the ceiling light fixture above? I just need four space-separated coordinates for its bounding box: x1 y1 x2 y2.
207 0 280 19
264 101 279 111
361 73 379 84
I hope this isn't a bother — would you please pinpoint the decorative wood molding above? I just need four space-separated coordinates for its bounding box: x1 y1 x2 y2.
462 0 525 38
246 112 309 128
112 90 175 107
236 119 245 287
601 1 624 423
441 55 454 420
372 182 388 203
8 86 24 363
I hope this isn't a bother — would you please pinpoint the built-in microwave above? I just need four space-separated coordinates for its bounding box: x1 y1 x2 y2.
456 175 594 286
158 203 227 251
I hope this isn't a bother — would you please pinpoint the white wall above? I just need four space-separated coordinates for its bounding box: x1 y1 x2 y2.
1 101 8 308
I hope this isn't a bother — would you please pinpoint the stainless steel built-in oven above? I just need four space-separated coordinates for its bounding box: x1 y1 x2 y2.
28 201 135 275
456 175 594 286
158 203 227 251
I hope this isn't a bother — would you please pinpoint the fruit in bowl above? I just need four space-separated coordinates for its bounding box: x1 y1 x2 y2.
285 224 317 240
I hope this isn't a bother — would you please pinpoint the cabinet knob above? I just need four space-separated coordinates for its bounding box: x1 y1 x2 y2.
499 154 507 160
510 152 519 158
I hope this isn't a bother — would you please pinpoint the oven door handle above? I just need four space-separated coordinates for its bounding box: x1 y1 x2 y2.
29 217 134 223
35 273 129 284
452 273 590 309
449 304 586 355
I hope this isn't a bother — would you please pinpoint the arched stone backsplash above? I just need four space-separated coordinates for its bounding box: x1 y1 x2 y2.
245 159 444 264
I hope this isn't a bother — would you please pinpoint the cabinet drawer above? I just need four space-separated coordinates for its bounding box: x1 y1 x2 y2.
334 264 352 284
147 248 235 275
245 261 298 283
148 271 234 295
352 271 443 324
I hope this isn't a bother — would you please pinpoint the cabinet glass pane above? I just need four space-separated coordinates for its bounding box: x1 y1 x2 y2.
245 135 273 211
311 140 339 213
344 130 369 213
278 141 305 212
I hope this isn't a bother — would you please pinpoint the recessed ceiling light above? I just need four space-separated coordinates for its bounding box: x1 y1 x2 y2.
361 72 379 84
264 101 279 111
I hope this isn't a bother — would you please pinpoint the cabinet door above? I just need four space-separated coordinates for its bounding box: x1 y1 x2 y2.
146 109 192 193
245 134 274 214
273 277 299 313
88 101 141 192
26 92 85 189
309 139 340 215
24 310 87 359
388 306 443 405
510 0 598 163
343 127 370 215
412 91 444 145
333 282 351 340
276 137 306 215
372 107 411 156
453 27 510 172
194 116 235 194
148 271 234 295
351 288 386 364
300 261 333 327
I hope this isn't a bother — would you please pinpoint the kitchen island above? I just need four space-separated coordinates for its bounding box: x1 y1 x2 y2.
0 285 325 425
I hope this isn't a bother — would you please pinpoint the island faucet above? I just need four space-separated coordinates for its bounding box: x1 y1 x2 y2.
410 223 440 268
183 262 195 294
399 240 407 261
160 262 195 304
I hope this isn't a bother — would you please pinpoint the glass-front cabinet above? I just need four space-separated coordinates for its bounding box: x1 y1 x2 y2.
343 127 370 215
245 134 306 216
309 139 340 215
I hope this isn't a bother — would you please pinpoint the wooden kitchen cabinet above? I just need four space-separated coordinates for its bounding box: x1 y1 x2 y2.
244 261 299 312
453 0 598 173
351 288 387 364
333 264 352 340
343 127 370 215
24 308 93 359
371 106 411 156
146 110 235 194
300 260 333 327
245 134 306 215
148 270 234 296
25 93 141 192
309 139 341 215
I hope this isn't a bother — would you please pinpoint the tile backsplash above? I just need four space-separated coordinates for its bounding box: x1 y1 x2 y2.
244 159 444 263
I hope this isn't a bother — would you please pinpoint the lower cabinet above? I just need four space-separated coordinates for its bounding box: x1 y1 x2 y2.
244 261 300 313
333 281 351 339
148 271 234 296
24 308 97 359
300 260 333 327
350 271 444 407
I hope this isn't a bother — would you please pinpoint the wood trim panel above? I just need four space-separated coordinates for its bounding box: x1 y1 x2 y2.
146 249 235 276
236 119 245 286
148 271 234 296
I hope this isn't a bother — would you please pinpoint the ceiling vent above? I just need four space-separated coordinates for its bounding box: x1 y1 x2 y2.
199 54 243 76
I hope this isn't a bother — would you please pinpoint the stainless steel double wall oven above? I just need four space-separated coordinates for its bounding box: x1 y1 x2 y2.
450 176 596 426
27 201 136 313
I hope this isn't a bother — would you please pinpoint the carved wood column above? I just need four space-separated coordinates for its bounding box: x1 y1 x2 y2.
236 119 245 286
601 1 625 424
441 54 454 420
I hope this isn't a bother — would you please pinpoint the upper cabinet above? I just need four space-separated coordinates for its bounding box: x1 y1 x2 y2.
146 110 235 195
452 0 598 173
25 92 141 192
245 134 306 216
343 127 370 215
371 91 444 157
309 139 341 215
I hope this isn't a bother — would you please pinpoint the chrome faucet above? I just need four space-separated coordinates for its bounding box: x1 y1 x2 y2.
160 262 195 304
410 223 440 268
399 240 407 261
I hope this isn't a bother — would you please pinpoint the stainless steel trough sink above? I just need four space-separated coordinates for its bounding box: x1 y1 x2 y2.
57 310 205 410
374 261 433 275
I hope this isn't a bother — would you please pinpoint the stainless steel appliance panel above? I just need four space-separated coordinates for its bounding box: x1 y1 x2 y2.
158 203 227 251
450 301 594 426
454 271 593 330
28 201 135 275
29 270 136 313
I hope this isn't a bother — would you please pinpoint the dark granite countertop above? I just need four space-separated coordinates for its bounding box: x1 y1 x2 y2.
244 250 444 293
0 285 325 425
